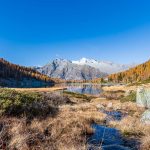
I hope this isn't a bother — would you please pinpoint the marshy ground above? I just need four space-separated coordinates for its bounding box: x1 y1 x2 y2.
0 85 149 150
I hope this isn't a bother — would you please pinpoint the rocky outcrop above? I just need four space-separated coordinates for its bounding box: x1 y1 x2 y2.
136 87 150 124
136 87 150 108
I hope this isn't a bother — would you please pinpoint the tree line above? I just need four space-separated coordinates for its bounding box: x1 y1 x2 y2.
0 58 55 83
108 60 150 83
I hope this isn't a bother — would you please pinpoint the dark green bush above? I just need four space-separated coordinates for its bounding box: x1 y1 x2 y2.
0 89 42 116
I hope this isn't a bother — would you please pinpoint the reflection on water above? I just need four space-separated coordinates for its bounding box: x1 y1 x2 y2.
88 109 130 150
88 123 131 150
65 84 102 95
88 124 123 146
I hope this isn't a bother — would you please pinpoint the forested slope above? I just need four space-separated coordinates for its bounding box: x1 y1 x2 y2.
108 60 150 83
0 58 55 87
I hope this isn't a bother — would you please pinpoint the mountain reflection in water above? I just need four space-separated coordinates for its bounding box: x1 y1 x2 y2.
66 84 102 95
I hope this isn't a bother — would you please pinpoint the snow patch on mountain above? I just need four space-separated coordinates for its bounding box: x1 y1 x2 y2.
72 58 136 74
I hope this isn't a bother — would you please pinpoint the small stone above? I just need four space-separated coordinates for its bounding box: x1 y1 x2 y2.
107 102 113 109
96 104 105 109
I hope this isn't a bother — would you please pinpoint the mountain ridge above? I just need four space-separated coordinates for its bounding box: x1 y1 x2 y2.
36 58 107 80
72 57 136 74
36 58 136 80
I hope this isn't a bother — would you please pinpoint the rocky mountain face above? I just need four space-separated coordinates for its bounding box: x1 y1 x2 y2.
36 59 107 80
72 58 136 74
36 58 135 81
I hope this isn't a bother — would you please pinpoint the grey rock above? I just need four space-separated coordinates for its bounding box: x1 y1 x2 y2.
36 58 107 80
136 87 150 108
141 109 150 124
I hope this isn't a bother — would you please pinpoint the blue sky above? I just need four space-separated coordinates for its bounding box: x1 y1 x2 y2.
0 0 150 66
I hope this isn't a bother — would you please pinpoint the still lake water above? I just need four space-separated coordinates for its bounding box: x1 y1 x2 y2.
64 84 103 95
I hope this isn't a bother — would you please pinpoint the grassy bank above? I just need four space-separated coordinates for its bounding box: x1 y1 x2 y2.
0 88 106 150
0 88 149 150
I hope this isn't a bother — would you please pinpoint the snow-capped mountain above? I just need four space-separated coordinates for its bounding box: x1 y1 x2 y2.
72 58 136 74
35 58 137 80
36 58 107 80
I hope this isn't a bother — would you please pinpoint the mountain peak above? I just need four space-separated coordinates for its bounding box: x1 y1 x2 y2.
73 57 97 64
54 58 69 62
72 58 136 74
36 57 138 80
37 58 107 80
47 58 71 65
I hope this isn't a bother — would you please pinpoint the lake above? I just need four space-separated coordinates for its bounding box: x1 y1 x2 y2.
64 84 103 95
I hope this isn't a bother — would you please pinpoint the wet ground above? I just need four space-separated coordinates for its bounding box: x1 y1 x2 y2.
100 110 127 122
87 110 132 150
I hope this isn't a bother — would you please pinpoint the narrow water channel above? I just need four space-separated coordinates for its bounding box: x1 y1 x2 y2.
87 110 131 150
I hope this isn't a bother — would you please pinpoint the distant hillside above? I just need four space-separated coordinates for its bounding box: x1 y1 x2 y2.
0 58 55 87
108 60 150 83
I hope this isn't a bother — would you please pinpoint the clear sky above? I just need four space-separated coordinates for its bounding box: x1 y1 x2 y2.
0 0 150 66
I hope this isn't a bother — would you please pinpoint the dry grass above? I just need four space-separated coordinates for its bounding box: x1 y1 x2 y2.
102 85 135 92
109 116 150 150
0 102 106 150
100 90 125 100
90 98 148 149
102 83 150 93
0 87 150 150
10 87 67 92
9 119 28 150
141 134 150 150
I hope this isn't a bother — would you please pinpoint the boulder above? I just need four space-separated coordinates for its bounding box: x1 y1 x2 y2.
136 87 150 108
141 109 150 124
